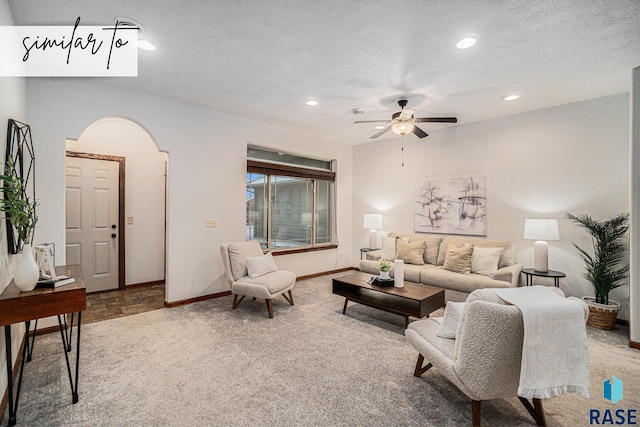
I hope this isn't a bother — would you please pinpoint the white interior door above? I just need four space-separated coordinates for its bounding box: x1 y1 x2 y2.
65 156 120 292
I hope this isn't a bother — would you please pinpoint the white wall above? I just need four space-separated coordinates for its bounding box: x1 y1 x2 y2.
66 117 167 286
631 67 640 342
0 0 27 408
353 94 631 320
26 79 353 303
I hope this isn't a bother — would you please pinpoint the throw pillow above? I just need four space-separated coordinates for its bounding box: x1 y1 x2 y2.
228 241 265 279
381 236 397 260
471 246 504 276
436 301 465 339
395 240 425 265
246 252 278 278
442 244 474 274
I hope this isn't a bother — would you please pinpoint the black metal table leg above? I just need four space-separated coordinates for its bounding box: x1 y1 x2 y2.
4 325 16 426
73 311 81 403
4 321 32 426
61 313 74 353
58 312 82 404
26 319 37 362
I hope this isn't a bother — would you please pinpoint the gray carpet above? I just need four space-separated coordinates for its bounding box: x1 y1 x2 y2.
4 273 639 426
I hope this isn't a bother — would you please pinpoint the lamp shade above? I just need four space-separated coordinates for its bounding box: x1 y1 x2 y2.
391 122 414 136
523 219 560 241
363 214 383 230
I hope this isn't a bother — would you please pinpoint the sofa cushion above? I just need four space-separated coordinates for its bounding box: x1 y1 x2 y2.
409 234 443 265
443 244 474 274
471 246 503 276
227 241 264 281
395 240 425 265
437 237 515 268
393 263 435 283
421 267 512 294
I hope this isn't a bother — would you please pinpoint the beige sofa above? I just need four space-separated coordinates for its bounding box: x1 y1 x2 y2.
359 233 522 302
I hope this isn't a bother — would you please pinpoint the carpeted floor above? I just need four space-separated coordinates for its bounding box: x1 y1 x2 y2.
4 273 639 426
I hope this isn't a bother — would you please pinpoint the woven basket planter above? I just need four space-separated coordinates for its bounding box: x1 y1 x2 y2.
582 297 620 330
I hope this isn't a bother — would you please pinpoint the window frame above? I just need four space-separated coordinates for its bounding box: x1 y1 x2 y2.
246 158 337 254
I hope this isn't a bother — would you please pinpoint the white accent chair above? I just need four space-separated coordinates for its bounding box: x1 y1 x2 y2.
405 288 588 427
220 241 296 318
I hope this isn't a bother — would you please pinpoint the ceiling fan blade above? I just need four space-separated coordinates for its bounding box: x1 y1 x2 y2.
399 109 415 120
354 120 391 124
370 126 392 138
414 117 458 123
412 126 428 138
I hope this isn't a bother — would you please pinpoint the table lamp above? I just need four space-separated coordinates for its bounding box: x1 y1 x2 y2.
363 214 383 250
523 219 560 272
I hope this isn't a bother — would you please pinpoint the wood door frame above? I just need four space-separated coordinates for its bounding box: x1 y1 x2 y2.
66 151 126 290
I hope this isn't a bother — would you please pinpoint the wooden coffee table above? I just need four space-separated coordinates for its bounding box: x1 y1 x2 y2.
332 271 445 328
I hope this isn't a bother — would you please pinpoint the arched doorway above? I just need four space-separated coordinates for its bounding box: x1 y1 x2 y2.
65 117 167 303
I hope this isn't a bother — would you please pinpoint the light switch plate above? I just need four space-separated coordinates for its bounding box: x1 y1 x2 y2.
127 216 134 225
205 219 217 228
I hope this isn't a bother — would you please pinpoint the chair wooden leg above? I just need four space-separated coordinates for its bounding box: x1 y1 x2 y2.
518 397 546 426
413 354 433 377
282 290 294 306
232 295 245 309
266 299 274 318
472 400 481 427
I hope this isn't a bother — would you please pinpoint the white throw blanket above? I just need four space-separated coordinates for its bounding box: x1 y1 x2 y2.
493 286 591 399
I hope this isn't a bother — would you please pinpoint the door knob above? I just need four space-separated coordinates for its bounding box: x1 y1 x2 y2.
111 224 117 229
111 233 117 238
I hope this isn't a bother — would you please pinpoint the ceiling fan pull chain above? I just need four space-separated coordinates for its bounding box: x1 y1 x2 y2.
401 135 405 167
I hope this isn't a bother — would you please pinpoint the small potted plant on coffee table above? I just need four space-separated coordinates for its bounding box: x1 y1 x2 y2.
379 259 391 279
567 212 629 330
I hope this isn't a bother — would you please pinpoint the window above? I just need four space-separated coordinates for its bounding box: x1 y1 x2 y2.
246 147 336 251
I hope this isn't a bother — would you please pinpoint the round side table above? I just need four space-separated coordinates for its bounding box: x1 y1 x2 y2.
521 268 566 287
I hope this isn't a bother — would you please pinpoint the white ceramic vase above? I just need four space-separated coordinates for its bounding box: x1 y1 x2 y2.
379 270 390 279
14 243 39 292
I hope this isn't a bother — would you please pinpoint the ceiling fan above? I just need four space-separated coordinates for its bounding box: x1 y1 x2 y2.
354 99 457 139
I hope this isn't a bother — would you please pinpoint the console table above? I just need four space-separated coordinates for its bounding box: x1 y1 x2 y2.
0 265 86 426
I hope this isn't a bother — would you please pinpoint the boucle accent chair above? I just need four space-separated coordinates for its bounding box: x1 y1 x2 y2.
405 288 588 427
220 241 296 318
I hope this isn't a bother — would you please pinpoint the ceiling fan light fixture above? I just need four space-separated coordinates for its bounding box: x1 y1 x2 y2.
392 121 414 136
456 37 477 49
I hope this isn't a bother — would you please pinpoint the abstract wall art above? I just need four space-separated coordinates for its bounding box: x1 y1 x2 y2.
414 176 486 236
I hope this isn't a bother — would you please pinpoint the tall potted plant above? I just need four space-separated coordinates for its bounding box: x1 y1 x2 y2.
1 157 39 291
567 212 629 329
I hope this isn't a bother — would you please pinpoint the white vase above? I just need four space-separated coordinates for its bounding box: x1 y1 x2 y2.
394 259 404 288
379 270 390 280
14 243 39 292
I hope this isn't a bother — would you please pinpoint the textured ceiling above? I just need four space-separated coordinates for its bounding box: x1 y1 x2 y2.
8 0 640 145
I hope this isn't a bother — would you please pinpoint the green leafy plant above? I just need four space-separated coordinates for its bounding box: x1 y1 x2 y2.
379 259 392 272
0 157 38 245
567 212 629 305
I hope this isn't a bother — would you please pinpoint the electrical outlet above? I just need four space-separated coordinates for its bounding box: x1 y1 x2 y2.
205 219 217 228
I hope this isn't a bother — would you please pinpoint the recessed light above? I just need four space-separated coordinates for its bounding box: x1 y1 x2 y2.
456 37 476 49
137 40 156 51
503 95 520 101
374 125 385 130
306 100 318 106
